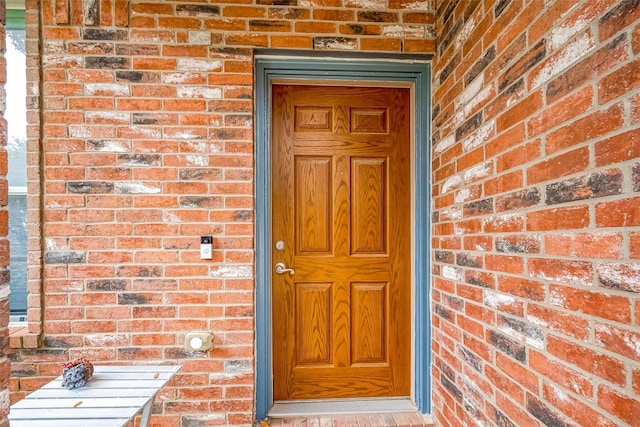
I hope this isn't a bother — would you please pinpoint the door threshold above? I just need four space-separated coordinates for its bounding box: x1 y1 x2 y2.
269 398 417 417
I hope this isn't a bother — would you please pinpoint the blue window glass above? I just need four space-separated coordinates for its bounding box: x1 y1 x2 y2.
9 195 27 315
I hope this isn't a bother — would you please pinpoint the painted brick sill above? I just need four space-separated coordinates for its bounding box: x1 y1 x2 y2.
9 326 40 349
262 412 435 427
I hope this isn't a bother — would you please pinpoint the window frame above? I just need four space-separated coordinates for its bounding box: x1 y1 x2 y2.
6 6 28 322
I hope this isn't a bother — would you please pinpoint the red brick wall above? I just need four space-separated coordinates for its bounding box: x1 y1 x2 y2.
9 1 436 426
0 2 10 426
7 0 640 426
432 1 640 426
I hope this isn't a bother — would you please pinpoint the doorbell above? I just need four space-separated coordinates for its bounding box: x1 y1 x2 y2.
200 235 213 259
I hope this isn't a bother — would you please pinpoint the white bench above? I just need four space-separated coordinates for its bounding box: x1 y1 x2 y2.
9 365 181 427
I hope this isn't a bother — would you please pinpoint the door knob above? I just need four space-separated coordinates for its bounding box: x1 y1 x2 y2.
274 262 295 276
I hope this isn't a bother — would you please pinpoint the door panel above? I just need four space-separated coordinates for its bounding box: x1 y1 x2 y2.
271 85 411 400
351 282 387 363
295 282 332 364
351 157 387 254
295 157 332 254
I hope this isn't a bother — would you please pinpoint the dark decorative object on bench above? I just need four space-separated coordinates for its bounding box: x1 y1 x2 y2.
61 357 94 389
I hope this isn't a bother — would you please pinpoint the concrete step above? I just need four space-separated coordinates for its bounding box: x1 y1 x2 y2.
261 412 435 427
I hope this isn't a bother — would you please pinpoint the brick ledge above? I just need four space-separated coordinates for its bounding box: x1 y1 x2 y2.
9 326 40 349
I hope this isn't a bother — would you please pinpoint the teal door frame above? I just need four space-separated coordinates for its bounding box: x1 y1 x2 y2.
254 56 432 419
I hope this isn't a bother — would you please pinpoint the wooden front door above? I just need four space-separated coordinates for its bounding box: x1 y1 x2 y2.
271 84 411 400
